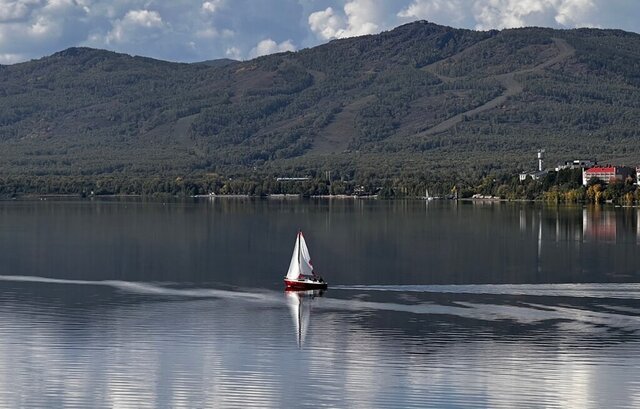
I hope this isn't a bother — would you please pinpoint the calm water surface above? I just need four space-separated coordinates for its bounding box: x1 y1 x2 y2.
0 199 639 408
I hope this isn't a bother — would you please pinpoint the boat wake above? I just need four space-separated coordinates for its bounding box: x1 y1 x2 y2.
1 275 639 329
0 275 277 303
332 283 640 300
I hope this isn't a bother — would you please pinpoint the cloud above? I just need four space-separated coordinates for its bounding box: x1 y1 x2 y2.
0 0 38 22
29 15 59 38
0 0 89 58
202 0 223 14
106 9 164 44
0 0 637 65
398 0 469 26
196 26 219 39
194 25 232 40
225 46 241 60
250 38 296 58
308 0 392 40
308 7 346 40
123 9 163 28
554 0 597 26
342 0 386 36
0 52 25 64
472 0 599 30
398 0 599 30
0 1 26 21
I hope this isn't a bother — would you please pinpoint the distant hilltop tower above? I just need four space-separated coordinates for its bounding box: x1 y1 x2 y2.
519 149 548 181
537 149 545 172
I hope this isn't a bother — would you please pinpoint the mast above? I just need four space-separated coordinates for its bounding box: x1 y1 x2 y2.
297 230 301 273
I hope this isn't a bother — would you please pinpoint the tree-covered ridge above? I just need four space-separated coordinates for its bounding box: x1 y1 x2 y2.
0 21 639 186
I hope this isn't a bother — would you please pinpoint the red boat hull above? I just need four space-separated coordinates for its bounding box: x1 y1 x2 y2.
284 278 328 290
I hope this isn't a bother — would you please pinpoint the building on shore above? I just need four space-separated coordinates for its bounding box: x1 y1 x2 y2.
555 159 597 171
519 149 548 181
519 170 548 182
582 166 636 186
276 177 310 182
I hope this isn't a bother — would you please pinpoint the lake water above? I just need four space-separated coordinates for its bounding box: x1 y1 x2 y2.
0 199 639 408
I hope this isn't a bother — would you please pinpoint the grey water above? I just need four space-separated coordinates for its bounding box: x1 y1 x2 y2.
0 199 639 408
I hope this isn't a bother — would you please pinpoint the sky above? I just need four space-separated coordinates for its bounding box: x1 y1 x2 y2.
0 0 638 64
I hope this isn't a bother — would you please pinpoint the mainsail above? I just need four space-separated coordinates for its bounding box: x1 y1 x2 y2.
286 231 314 279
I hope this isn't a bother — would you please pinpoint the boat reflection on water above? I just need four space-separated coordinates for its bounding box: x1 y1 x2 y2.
285 289 324 348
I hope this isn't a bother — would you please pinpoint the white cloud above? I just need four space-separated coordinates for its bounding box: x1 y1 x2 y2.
398 0 467 26
343 0 384 36
398 0 599 30
123 9 163 28
0 0 89 56
225 46 241 60
202 0 223 14
0 0 38 22
249 38 296 58
472 0 598 30
45 0 76 12
308 0 397 40
398 0 602 30
308 0 390 40
106 9 164 44
29 15 58 38
0 0 635 65
308 7 346 40
554 0 597 26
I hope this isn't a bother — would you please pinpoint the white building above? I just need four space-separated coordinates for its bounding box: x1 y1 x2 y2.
519 170 548 182
519 149 548 181
555 159 597 171
582 166 636 186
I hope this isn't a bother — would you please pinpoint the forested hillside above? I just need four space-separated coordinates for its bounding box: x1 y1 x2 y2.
1 21 639 193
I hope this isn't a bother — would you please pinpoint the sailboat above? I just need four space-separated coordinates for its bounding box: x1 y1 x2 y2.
425 188 433 201
284 230 328 290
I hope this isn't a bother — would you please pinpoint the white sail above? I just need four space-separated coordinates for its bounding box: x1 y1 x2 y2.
298 233 314 276
286 235 300 279
285 232 314 279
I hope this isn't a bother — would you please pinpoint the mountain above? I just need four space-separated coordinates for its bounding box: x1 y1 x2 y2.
193 58 239 68
1 21 639 185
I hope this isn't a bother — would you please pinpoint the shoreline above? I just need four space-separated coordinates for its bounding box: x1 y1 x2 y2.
0 193 636 207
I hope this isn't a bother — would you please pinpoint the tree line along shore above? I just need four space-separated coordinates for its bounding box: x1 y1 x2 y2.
2 168 640 204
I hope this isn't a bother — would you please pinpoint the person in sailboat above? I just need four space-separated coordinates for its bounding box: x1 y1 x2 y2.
298 256 324 283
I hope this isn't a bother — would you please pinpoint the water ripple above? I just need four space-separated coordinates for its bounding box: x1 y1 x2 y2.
1 276 640 408
333 283 640 299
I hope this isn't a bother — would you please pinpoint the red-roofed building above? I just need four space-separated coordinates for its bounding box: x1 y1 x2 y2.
582 166 635 186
